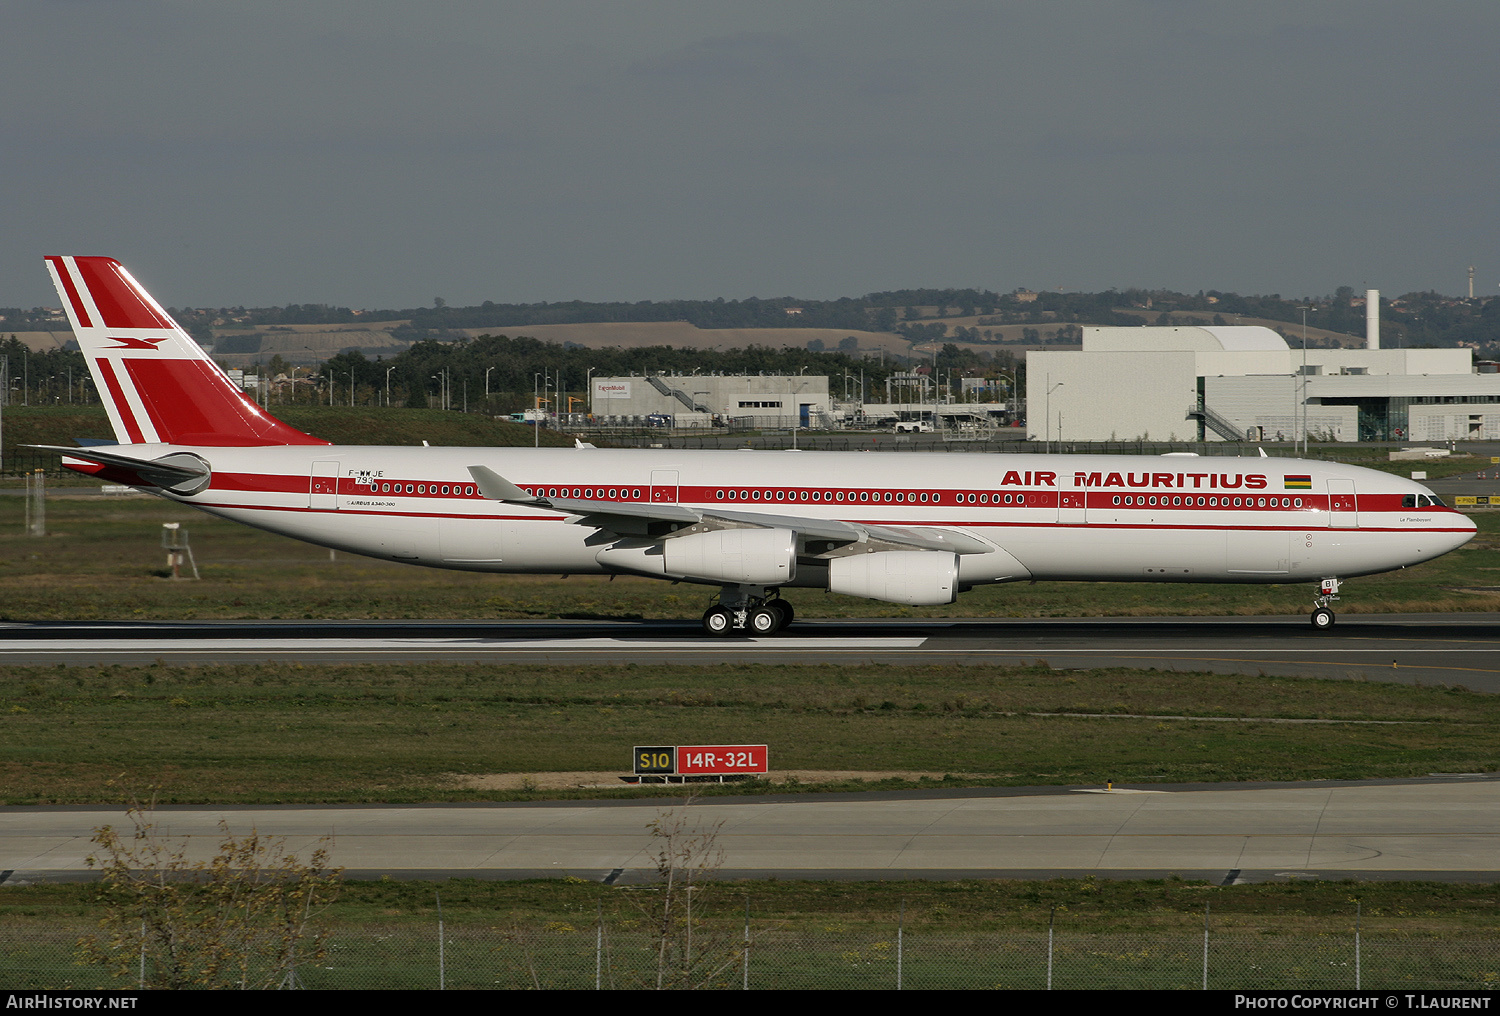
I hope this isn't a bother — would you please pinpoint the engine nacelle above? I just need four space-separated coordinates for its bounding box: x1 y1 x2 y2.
597 527 797 585
665 527 797 584
828 551 957 605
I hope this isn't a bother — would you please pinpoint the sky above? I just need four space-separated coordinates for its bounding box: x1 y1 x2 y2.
3 1 1498 309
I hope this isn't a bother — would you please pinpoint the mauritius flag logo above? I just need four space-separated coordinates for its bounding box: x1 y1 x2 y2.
1284 474 1312 490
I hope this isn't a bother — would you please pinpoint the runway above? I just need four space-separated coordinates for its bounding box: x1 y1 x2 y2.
3 778 1495 885
5 613 1500 690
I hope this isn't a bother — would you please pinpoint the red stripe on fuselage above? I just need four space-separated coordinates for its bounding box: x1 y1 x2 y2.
72 257 174 329
177 498 1473 536
94 358 145 443
46 257 93 327
188 473 1456 518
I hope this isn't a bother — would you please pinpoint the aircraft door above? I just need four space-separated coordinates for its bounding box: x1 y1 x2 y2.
650 469 679 504
1058 490 1086 525
1327 479 1358 528
310 460 340 509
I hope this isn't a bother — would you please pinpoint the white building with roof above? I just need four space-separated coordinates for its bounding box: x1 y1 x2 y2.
590 373 832 428
1027 325 1498 443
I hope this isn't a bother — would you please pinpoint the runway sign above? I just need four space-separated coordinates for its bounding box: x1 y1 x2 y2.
633 744 768 776
678 744 769 775
634 746 676 775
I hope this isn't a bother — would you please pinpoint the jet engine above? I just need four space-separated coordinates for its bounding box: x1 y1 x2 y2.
828 551 957 605
597 526 797 584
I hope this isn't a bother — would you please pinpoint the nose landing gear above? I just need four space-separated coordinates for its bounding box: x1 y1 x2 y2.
1310 577 1341 629
701 587 793 636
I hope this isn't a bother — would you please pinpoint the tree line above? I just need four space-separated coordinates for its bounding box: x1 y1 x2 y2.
312 337 1021 412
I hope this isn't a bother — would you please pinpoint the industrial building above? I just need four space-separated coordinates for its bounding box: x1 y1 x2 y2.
1026 292 1500 443
590 373 833 428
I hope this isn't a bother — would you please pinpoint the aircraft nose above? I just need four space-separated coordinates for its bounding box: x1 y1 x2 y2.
1449 512 1479 550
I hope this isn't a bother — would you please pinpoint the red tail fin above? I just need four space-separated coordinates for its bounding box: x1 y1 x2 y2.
44 256 327 447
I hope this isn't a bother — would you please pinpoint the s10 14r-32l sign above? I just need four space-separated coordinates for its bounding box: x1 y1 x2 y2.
634 745 769 777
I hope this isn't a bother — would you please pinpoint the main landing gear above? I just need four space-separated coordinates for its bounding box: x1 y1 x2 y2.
701 587 794 636
1310 577 1341 630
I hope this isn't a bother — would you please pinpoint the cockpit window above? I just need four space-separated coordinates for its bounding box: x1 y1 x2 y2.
1425 494 1446 508
1402 494 1417 508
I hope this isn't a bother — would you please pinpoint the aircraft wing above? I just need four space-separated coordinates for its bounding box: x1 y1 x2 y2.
467 465 991 554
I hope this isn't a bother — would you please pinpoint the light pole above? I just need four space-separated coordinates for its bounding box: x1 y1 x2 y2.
303 348 321 406
1297 306 1311 456
485 365 496 399
386 365 396 406
1045 376 1064 454
790 372 811 450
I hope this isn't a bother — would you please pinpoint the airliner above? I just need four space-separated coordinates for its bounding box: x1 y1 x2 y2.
33 256 1476 634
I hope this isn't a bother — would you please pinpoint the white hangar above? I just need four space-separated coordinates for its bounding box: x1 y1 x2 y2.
1026 320 1500 444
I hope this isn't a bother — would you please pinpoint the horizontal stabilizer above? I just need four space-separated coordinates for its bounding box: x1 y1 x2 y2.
26 444 211 493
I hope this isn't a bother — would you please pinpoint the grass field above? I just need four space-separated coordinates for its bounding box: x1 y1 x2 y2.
1 661 1495 804
3 877 1498 990
1 405 575 471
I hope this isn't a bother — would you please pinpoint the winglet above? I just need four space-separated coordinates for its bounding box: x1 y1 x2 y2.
468 465 542 503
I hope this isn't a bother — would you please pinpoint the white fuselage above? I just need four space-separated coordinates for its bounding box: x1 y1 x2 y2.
87 445 1475 592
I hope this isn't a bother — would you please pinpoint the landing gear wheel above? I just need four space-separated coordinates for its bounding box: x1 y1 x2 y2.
747 606 780 635
1310 607 1335 630
769 599 794 630
702 607 734 636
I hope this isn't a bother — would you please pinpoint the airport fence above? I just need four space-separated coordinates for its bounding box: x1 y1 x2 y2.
4 914 1498 990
